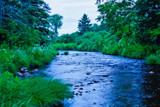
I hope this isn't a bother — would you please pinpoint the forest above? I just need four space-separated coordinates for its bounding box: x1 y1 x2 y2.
0 0 159 106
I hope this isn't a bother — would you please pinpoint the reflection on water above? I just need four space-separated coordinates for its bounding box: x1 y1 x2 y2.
45 51 160 107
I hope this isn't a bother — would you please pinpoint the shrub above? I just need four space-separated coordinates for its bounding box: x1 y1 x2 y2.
56 32 79 43
57 52 60 55
64 51 69 55
146 53 160 64
52 43 75 50
76 31 107 51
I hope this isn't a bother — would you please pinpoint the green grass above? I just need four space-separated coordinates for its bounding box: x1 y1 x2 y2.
0 72 73 107
0 44 56 74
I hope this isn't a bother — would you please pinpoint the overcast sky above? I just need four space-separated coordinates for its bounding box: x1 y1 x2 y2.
43 0 100 35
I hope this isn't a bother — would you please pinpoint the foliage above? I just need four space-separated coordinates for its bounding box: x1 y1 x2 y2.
64 51 69 55
52 43 76 50
56 32 79 43
76 31 107 51
0 44 56 74
0 72 73 107
78 14 92 34
135 0 160 44
49 14 63 37
74 31 160 61
146 50 160 64
0 0 63 46
91 23 107 32
97 0 160 44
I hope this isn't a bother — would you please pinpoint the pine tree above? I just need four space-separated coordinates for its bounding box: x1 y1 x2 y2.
78 14 92 34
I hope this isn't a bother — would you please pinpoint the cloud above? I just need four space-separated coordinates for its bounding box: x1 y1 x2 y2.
44 0 100 35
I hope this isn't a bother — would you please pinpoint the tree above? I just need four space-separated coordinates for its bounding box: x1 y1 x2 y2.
91 23 106 31
78 14 92 34
0 0 53 46
49 14 63 37
97 0 136 38
135 0 160 44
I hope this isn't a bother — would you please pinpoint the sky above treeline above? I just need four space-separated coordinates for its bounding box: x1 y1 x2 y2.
43 0 100 35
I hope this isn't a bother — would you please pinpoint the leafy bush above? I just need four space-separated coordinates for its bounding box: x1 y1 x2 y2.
64 51 69 55
56 32 79 43
76 31 107 51
52 43 75 50
146 52 160 64
0 72 73 106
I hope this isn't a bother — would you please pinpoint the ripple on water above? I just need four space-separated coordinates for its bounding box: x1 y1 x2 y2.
44 51 160 107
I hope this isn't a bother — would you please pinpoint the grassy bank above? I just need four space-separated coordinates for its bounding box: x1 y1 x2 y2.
0 44 56 74
54 31 160 65
0 44 73 106
0 72 73 107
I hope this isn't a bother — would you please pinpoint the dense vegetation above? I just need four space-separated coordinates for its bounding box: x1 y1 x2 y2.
0 0 159 106
0 72 72 107
0 0 63 46
0 44 56 74
0 0 72 106
54 0 160 64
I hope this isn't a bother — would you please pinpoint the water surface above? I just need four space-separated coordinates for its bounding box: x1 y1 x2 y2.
45 51 160 107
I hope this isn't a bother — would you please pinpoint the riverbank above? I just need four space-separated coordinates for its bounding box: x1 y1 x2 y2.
0 44 73 106
54 31 160 65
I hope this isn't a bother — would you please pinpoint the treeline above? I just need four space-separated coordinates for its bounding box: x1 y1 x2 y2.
0 0 62 47
55 0 160 64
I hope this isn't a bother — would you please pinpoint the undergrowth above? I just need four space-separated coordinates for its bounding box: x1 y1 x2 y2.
0 44 56 74
55 31 160 64
0 72 73 107
52 43 75 50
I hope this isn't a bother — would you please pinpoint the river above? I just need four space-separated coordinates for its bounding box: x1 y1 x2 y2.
44 51 160 107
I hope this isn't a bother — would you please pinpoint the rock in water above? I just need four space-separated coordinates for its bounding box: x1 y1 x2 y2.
20 67 27 73
149 71 154 74
23 72 32 77
31 69 39 73
17 72 23 77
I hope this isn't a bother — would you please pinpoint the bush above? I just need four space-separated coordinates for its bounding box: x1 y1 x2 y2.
52 43 75 50
56 32 79 43
57 52 60 55
64 51 69 55
146 53 160 64
0 72 73 106
76 31 107 51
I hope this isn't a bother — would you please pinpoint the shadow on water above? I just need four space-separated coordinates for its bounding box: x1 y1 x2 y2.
44 51 160 107
141 65 160 106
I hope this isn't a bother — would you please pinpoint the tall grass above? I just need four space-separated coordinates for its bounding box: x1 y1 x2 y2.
0 72 73 106
0 44 56 74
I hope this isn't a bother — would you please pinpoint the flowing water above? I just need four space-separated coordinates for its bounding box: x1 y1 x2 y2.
44 51 160 107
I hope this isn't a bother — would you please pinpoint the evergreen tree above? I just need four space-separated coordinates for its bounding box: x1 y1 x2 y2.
78 14 92 34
